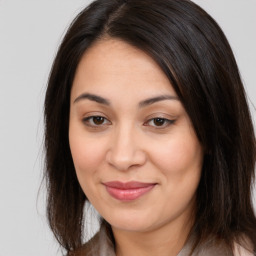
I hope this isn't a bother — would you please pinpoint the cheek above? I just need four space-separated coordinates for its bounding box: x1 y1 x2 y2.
70 138 100 171
69 125 107 180
149 131 203 179
148 132 203 219
69 130 109 203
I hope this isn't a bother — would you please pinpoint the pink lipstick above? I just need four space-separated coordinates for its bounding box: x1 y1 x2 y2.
103 181 156 201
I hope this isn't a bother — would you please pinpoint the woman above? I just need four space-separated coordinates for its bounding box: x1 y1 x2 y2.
44 0 256 255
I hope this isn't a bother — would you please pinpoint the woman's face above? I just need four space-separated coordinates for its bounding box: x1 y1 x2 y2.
69 39 203 233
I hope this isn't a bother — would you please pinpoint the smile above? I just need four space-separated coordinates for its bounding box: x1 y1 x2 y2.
103 181 156 201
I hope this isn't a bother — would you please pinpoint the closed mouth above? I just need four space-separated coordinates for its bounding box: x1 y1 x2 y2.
103 181 156 201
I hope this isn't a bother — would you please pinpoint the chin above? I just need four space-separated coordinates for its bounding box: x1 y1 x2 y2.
103 210 161 233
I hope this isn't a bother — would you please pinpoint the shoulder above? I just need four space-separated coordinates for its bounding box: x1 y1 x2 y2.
69 223 115 256
82 232 101 256
233 234 255 256
233 241 254 256
181 234 255 256
68 232 101 256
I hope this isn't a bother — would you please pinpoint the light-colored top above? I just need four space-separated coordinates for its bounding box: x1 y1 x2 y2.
74 223 254 256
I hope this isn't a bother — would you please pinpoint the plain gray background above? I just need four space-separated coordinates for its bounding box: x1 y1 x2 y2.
0 1 255 255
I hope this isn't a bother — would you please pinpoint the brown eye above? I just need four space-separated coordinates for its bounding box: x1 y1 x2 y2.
144 117 175 129
82 115 111 127
92 116 105 125
153 118 166 126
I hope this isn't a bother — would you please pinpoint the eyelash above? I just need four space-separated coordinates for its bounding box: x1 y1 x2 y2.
144 117 175 128
82 115 175 129
82 116 111 127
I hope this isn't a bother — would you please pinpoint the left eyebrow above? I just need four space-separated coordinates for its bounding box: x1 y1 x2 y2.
73 93 110 105
139 95 179 108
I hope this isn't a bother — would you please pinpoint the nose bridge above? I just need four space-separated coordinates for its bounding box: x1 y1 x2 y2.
107 122 146 170
114 122 133 150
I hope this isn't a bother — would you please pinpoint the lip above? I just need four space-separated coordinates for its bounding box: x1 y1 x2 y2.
103 181 156 201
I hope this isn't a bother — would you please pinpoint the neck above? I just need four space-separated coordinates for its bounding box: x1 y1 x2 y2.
112 214 194 256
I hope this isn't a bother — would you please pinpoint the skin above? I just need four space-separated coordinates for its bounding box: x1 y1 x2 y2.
69 39 204 256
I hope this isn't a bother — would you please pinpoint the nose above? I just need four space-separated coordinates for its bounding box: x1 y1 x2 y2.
106 125 147 171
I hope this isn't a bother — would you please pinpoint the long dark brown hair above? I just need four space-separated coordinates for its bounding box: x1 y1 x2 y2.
44 0 256 254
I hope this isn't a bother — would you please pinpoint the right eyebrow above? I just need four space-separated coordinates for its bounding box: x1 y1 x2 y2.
138 95 179 108
73 93 110 105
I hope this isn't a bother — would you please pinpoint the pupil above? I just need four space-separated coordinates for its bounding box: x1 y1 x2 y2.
154 118 164 126
93 116 104 125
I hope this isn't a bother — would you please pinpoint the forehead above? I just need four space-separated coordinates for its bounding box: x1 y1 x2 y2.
71 39 177 101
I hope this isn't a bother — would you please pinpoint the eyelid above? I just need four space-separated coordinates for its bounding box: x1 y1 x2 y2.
144 118 175 128
82 114 111 128
143 113 176 129
81 112 176 130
